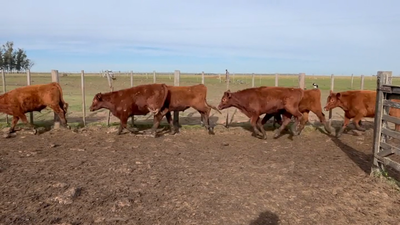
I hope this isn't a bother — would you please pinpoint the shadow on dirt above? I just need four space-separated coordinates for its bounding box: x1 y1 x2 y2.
249 210 279 225
330 136 373 174
82 110 220 127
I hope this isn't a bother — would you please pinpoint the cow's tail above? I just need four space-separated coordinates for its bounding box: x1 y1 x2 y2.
54 82 69 113
206 101 222 114
158 83 169 115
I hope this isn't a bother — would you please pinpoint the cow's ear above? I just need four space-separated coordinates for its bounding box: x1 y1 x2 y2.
96 93 102 101
336 93 341 99
225 90 232 98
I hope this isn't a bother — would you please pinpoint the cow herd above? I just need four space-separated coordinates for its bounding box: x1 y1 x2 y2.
0 81 399 139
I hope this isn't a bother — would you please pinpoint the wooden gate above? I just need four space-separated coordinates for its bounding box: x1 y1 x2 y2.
372 71 400 173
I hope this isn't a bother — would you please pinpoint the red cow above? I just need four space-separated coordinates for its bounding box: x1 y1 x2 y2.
324 90 400 137
261 88 333 134
89 83 168 137
217 86 304 139
160 84 221 134
0 82 69 137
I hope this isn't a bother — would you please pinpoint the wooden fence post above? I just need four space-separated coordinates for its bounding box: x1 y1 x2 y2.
275 73 278 87
351 74 354 89
81 70 86 126
173 70 180 128
51 70 61 129
130 71 134 126
106 71 114 126
1 69 8 124
298 73 305 89
202 71 205 84
27 70 33 124
360 75 365 90
225 69 230 128
251 73 255 87
329 74 334 127
372 71 387 173
153 71 156 83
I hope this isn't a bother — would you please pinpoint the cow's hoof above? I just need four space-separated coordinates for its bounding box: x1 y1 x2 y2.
32 129 38 135
273 132 280 139
336 132 342 138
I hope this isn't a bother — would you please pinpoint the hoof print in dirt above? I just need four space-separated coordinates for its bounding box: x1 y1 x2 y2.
50 143 60 148
52 187 82 205
111 198 132 212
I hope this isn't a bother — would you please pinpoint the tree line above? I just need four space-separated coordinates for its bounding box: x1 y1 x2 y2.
0 41 34 72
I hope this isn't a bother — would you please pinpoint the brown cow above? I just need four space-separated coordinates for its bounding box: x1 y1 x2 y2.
89 83 168 136
324 90 400 137
217 86 304 139
261 88 333 134
0 82 69 137
160 84 221 135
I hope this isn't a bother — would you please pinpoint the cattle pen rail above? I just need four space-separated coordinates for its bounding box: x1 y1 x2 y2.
372 71 400 174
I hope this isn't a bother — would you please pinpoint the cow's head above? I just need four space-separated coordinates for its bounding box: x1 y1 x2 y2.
324 90 342 111
218 90 233 110
89 93 104 112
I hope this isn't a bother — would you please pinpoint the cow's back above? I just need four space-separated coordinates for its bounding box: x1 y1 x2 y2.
299 89 322 112
9 83 63 112
240 86 303 113
129 84 168 110
167 84 207 105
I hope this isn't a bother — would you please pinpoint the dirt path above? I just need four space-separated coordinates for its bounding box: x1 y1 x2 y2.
1 126 399 225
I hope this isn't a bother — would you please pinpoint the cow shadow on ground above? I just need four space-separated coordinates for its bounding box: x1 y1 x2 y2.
249 210 279 225
66 112 220 137
318 120 375 174
324 121 399 176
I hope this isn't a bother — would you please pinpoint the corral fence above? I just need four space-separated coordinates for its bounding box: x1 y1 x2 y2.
372 71 400 174
1 69 399 129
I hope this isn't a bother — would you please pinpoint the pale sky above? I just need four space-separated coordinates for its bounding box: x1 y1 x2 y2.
1 0 399 75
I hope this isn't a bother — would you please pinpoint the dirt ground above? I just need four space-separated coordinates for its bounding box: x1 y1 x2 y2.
1 123 400 225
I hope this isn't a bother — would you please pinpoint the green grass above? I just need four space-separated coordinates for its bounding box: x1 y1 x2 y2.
0 72 398 127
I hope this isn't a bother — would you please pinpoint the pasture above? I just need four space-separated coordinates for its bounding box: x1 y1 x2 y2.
1 73 400 224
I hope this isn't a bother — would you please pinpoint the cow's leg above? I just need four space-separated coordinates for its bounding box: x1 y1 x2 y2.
18 114 37 135
337 116 351 138
312 109 332 134
250 116 265 139
125 118 139 134
284 105 303 136
165 112 176 135
273 112 292 138
273 113 283 128
256 118 267 139
49 104 69 128
202 107 214 135
353 114 366 131
5 116 20 137
117 117 129 135
147 112 164 138
297 111 309 135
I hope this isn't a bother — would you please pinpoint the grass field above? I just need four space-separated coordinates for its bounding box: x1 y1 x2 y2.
1 72 398 129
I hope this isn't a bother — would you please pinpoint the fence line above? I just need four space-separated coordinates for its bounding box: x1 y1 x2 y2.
0 70 391 128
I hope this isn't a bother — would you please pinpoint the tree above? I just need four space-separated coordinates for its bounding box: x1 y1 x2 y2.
0 41 33 72
0 46 4 70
